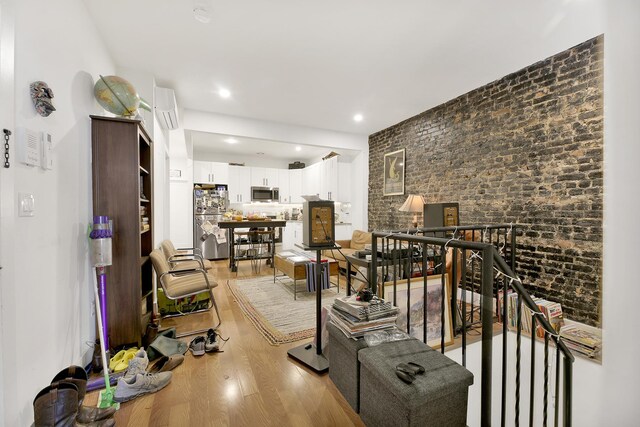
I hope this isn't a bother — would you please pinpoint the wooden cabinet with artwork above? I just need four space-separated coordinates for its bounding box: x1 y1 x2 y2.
91 115 153 349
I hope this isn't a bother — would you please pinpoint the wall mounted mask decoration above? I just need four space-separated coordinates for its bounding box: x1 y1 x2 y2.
30 81 56 117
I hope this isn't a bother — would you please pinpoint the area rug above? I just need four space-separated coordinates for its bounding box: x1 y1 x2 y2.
227 275 340 345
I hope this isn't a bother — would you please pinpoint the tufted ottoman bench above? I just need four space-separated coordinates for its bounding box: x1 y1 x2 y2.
358 338 474 427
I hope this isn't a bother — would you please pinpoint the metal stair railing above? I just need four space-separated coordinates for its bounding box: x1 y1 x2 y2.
369 228 574 427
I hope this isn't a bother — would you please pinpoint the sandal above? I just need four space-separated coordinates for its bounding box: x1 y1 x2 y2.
189 336 206 356
112 347 139 373
108 349 126 371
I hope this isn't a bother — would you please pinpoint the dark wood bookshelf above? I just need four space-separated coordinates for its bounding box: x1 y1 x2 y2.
91 115 154 348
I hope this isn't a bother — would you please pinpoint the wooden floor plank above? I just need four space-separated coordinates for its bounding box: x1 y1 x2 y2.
84 259 364 426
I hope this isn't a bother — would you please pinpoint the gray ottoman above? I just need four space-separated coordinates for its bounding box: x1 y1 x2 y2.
327 322 370 412
358 339 474 427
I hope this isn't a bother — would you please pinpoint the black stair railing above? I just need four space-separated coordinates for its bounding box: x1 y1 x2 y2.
369 227 574 427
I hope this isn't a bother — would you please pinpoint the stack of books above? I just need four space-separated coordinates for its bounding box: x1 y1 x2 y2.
502 292 564 338
329 295 399 339
560 323 602 359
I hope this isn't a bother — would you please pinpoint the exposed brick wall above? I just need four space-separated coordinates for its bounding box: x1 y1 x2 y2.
368 36 603 326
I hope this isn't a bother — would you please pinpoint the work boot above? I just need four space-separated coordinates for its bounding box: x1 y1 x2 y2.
33 382 79 427
51 366 116 424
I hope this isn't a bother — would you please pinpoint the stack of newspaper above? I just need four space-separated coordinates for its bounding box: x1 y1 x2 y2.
329 295 399 339
560 323 602 358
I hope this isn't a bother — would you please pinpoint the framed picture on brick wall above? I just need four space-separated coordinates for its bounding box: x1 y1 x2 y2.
383 148 405 196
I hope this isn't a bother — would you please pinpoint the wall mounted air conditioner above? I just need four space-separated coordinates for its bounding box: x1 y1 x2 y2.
155 87 180 130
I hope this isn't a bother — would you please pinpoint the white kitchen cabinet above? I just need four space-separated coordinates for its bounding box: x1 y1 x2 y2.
302 162 321 197
289 169 303 203
193 161 229 184
228 165 251 203
338 162 351 202
282 221 303 250
320 156 338 201
251 167 279 187
278 169 291 203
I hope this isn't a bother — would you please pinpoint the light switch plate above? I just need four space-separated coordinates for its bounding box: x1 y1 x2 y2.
18 192 35 217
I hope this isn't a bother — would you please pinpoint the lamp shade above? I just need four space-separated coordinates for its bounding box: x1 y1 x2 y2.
399 195 426 213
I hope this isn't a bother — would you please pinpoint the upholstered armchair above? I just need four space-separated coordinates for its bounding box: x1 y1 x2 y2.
322 229 372 270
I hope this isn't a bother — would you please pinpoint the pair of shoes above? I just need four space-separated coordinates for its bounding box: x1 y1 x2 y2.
395 362 426 384
149 354 184 373
123 349 149 380
205 328 219 353
109 347 138 372
113 372 172 403
189 336 206 356
34 366 116 426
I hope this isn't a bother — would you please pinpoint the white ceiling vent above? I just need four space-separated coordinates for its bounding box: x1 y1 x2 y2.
155 87 180 130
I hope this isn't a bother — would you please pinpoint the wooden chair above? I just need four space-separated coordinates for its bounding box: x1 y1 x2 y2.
160 240 212 271
150 249 221 337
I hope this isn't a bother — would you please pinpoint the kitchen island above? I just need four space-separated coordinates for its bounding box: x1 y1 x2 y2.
218 220 287 272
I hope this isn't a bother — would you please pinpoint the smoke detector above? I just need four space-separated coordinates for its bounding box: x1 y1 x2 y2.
193 0 213 23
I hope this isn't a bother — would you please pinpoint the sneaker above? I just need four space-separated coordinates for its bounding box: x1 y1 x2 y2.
113 372 172 403
123 349 149 380
205 329 219 353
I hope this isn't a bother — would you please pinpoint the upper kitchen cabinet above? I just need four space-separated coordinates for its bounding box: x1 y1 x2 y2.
251 167 279 187
278 169 291 203
321 156 339 201
302 162 321 197
289 169 303 203
194 161 229 184
228 165 251 203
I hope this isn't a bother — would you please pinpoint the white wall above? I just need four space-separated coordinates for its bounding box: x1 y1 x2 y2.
169 130 194 247
0 0 16 424
0 0 115 425
601 1 640 424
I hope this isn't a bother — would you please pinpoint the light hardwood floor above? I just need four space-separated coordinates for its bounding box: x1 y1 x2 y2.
85 260 365 427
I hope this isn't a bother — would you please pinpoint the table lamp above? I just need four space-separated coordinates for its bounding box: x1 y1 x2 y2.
399 194 426 228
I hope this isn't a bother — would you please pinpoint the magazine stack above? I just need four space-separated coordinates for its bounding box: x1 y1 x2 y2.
560 323 602 359
329 295 399 339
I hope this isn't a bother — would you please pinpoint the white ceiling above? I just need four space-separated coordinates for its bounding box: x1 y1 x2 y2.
83 0 604 136
190 131 360 163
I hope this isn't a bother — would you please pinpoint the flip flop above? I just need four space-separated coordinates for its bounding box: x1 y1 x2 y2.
189 336 206 356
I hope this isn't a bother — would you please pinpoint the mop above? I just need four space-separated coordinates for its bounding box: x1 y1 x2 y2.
89 216 119 410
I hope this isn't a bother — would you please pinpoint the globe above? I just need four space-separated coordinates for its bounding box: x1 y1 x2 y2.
94 75 150 117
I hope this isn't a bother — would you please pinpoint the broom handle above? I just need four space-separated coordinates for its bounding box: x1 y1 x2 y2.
93 267 112 394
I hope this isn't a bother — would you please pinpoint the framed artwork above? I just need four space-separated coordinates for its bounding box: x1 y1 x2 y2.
382 274 453 348
383 149 405 196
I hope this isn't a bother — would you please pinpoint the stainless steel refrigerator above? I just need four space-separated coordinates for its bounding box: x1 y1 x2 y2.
194 184 229 259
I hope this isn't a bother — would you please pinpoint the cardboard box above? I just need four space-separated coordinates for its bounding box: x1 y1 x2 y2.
157 288 210 316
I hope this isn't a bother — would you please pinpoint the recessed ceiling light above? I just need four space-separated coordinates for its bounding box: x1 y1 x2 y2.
225 138 238 144
219 88 231 99
353 113 364 122
295 146 302 152
256 152 265 155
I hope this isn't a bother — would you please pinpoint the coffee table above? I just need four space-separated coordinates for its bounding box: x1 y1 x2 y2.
273 251 340 300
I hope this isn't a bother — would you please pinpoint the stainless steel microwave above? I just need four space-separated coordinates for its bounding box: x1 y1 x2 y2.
251 186 279 202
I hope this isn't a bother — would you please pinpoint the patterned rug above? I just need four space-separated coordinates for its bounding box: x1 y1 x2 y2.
227 275 340 345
